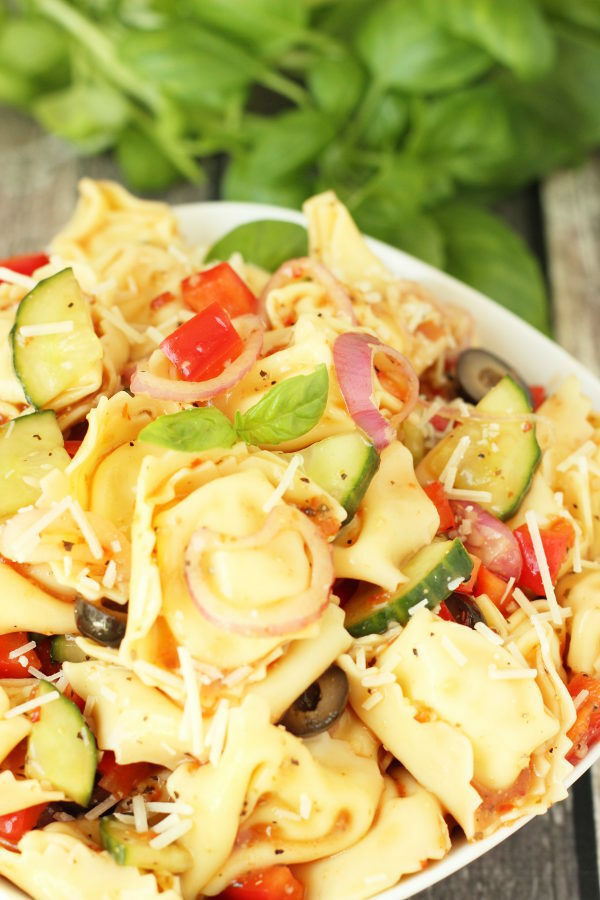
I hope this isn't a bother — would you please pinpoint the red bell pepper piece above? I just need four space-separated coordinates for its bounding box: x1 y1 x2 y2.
0 632 41 678
150 290 176 310
455 554 481 595
423 481 455 533
567 673 600 763
0 804 46 845
97 750 159 800
0 253 49 282
475 565 515 615
182 263 256 319
529 384 546 412
513 518 574 596
216 867 305 900
63 440 82 458
160 301 244 382
438 601 454 622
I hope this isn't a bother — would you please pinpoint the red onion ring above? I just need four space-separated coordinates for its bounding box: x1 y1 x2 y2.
184 506 333 636
130 314 263 402
333 332 419 451
451 501 522 582
259 257 357 325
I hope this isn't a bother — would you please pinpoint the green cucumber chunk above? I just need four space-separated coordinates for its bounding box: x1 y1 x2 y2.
25 680 97 806
344 538 473 637
50 634 87 664
417 375 540 520
100 815 192 873
300 432 379 523
11 268 102 409
0 410 69 517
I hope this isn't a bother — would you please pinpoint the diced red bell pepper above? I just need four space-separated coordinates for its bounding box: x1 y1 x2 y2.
216 867 305 900
513 518 574 596
475 565 514 615
0 803 46 845
567 673 600 763
182 263 256 319
160 301 244 382
0 632 41 678
438 601 454 622
63 440 82 458
150 290 176 310
423 481 455 533
529 384 546 412
0 253 49 281
97 750 159 800
455 554 481 595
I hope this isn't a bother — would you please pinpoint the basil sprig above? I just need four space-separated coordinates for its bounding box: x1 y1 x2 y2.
139 365 329 452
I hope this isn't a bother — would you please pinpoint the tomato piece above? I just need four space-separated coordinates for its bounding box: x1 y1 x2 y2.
0 803 46 845
217 867 304 900
455 554 481 595
63 440 82 458
438 601 454 622
513 518 574 596
97 750 159 800
0 633 41 678
423 481 455 533
150 290 176 310
160 301 244 382
182 263 256 319
529 384 546 412
567 673 600 763
475 565 514 614
0 253 49 281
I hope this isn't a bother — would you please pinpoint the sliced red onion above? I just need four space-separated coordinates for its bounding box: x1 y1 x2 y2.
259 257 357 325
130 314 263 402
185 506 333 636
333 332 419 451
451 501 522 582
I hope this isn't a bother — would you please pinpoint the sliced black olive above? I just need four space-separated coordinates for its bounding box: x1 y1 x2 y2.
75 596 126 648
279 665 349 737
456 349 532 406
444 594 486 629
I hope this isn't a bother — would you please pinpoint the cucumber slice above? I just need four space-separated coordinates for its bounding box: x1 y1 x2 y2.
50 634 87 664
100 816 192 874
0 410 70 517
301 432 379 523
25 680 97 806
417 375 540 520
11 268 102 409
344 538 473 637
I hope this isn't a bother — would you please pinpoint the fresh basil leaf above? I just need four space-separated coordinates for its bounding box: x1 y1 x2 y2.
235 365 329 445
0 64 36 107
358 90 408 149
239 108 337 181
205 220 308 272
424 0 555 79
116 125 182 192
138 407 237 452
356 208 447 269
432 202 550 334
307 53 366 119
407 85 514 187
356 0 493 93
223 156 314 208
33 82 130 153
541 0 600 33
0 17 68 77
187 0 310 56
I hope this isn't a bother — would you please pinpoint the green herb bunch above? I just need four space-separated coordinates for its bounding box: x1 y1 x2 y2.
2 0 600 332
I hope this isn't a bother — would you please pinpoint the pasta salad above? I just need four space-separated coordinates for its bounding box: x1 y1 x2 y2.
0 181 599 900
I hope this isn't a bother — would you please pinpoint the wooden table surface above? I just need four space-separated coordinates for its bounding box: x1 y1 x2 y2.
1 107 600 900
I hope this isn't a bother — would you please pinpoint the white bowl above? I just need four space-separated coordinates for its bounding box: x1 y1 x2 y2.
1 200 598 900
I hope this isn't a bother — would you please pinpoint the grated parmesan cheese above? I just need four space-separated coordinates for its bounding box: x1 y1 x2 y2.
132 794 148 833
355 647 367 671
506 641 529 668
408 598 428 617
556 440 597 472
146 801 194 815
145 325 165 345
18 321 74 338
102 559 117 589
441 634 467 667
524 510 561 625
149 818 192 850
178 646 204 758
100 305 145 344
573 689 590 711
8 640 37 659
474 622 504 646
4 690 60 719
361 671 396 687
223 665 253 687
84 794 118 820
299 793 312 820
0 266 36 289
152 813 181 835
439 435 471 491
498 576 516 608
445 487 493 503
362 691 383 710
262 454 303 514
488 664 537 680
68 498 103 560
206 699 229 767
